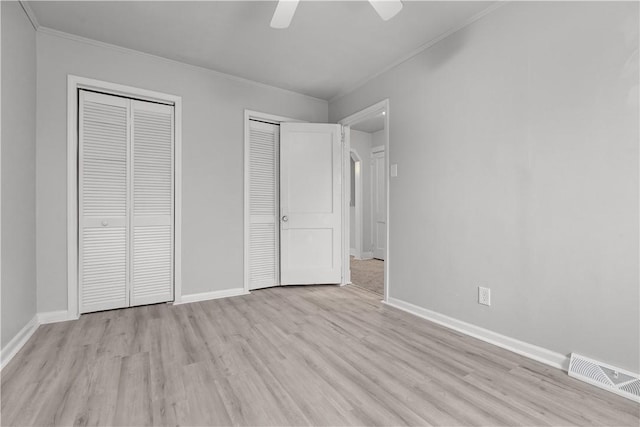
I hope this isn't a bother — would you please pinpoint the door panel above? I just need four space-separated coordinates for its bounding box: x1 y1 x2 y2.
248 120 280 290
287 228 334 268
81 227 128 312
280 123 342 285
131 100 174 306
79 91 130 313
372 150 386 260
287 133 333 213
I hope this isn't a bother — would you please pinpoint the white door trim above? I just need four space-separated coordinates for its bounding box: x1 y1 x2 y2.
67 75 183 319
243 110 301 294
350 150 363 260
339 99 390 302
342 125 350 285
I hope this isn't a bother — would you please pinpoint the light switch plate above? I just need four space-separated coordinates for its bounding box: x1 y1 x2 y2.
390 163 398 177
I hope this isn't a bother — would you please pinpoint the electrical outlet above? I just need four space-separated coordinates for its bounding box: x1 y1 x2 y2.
478 286 491 306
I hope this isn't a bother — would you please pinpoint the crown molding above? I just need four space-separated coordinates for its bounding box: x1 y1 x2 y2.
329 0 509 104
25 1 507 105
36 26 327 105
19 0 40 30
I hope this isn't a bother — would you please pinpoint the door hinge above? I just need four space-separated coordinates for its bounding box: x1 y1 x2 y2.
341 126 345 143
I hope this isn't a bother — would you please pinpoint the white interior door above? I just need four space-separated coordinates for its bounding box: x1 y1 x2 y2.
79 91 175 314
372 149 386 260
130 100 175 306
79 91 130 313
280 123 342 285
247 120 280 290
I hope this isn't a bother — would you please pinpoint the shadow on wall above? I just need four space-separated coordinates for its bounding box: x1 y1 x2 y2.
420 24 469 71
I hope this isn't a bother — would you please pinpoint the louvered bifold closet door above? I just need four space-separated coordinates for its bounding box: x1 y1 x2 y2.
131 100 175 306
79 91 130 313
248 120 279 290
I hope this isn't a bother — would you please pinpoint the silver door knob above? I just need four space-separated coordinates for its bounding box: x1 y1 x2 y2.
281 215 288 222
102 220 108 226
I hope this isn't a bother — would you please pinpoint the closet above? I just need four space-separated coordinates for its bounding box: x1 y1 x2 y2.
79 90 175 314
246 116 343 290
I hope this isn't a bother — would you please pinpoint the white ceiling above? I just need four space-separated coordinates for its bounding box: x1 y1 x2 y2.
28 1 495 101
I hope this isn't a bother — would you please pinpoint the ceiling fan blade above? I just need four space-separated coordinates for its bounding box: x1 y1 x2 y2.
369 0 403 21
270 0 300 29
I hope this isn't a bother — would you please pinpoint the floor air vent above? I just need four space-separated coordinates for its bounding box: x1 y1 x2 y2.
568 353 640 402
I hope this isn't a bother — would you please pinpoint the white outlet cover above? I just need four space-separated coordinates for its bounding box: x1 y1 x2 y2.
478 286 491 306
390 164 398 177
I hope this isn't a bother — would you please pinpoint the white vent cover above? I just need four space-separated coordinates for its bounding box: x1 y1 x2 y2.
568 353 640 402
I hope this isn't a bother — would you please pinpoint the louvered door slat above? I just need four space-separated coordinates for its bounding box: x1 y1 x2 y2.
248 120 280 290
79 91 130 313
131 100 174 306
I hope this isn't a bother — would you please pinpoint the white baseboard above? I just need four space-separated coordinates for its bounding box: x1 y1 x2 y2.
350 248 357 257
38 310 77 324
361 251 373 260
384 297 570 371
1 315 39 370
176 288 249 305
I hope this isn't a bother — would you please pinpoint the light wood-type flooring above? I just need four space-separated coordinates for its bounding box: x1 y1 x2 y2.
350 256 384 295
2 284 639 426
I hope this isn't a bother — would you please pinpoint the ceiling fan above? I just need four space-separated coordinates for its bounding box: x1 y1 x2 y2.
270 0 403 29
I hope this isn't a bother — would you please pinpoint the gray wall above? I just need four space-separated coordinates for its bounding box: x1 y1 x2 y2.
350 130 373 255
1 2 37 348
330 1 639 372
371 130 384 149
36 32 328 313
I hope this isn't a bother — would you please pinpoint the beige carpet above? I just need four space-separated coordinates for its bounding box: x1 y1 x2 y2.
350 256 384 295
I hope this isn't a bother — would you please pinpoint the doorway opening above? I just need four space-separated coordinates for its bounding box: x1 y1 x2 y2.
341 100 389 300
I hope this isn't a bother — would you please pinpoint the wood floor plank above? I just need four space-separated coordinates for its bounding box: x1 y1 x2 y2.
112 351 153 426
2 284 639 426
31 345 95 426
181 360 233 426
75 354 122 426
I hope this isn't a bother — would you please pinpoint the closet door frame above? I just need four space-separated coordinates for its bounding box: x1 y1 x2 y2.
67 75 182 320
